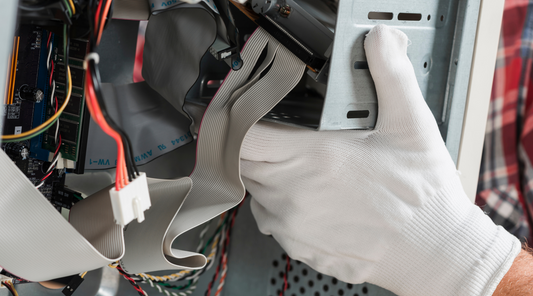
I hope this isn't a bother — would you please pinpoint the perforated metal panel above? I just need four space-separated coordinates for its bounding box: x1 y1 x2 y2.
260 0 481 164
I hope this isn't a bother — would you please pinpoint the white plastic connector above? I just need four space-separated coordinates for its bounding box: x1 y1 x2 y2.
0 275 13 288
109 172 151 226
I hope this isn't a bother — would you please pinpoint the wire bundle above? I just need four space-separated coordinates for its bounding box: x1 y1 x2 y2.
85 0 138 191
115 265 148 296
138 215 228 295
1 281 18 296
136 199 245 296
35 30 64 188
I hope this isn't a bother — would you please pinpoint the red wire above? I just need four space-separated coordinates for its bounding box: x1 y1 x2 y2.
116 266 146 296
95 0 104 30
53 134 62 155
279 256 290 296
214 253 228 296
40 169 54 182
53 97 61 154
47 32 52 48
41 98 62 184
208 208 238 296
95 0 112 45
85 67 126 190
49 61 54 86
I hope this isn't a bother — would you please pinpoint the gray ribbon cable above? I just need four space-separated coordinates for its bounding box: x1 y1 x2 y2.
0 151 123 281
84 82 193 170
120 28 305 273
0 28 304 280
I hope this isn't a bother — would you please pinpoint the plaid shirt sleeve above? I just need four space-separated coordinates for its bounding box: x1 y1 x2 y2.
476 0 533 241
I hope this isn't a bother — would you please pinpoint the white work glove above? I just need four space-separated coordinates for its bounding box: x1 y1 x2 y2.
240 25 521 296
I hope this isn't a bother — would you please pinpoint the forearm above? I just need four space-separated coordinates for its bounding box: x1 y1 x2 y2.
494 246 533 295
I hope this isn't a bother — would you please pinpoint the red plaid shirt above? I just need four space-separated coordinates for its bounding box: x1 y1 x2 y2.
476 0 533 241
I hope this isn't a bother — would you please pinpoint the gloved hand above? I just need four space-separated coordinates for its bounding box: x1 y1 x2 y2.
240 25 521 296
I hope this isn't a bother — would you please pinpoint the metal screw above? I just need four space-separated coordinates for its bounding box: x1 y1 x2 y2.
20 147 29 160
279 5 291 17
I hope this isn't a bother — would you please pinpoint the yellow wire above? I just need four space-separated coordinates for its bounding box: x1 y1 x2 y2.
80 271 88 278
4 282 18 296
68 0 76 14
2 66 72 140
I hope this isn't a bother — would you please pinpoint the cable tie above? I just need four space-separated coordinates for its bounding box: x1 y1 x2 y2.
83 52 100 69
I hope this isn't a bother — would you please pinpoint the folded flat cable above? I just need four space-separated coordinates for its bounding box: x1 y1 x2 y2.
0 24 304 288
119 27 306 276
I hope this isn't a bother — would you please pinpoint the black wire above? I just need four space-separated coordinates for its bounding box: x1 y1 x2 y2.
3 282 15 296
87 0 99 52
93 62 139 176
86 61 135 180
104 0 114 29
87 0 140 179
204 207 239 296
88 61 136 181
115 266 146 296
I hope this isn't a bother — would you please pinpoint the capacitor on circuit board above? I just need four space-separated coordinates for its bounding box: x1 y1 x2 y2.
19 85 44 103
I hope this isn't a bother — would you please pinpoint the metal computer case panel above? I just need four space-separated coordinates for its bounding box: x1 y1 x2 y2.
261 0 480 163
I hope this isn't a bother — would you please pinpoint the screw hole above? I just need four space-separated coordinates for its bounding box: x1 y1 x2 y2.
362 286 369 294
323 284 329 292
427 14 431 20
308 280 314 287
294 276 299 283
271 278 276 285
424 62 428 68
273 260 278 267
440 15 444 21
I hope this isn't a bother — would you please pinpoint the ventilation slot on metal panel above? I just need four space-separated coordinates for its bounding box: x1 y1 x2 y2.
347 110 370 119
398 13 422 21
368 12 393 20
354 61 369 69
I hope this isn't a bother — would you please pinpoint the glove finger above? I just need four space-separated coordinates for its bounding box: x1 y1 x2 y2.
241 120 312 162
242 120 374 163
364 24 438 134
